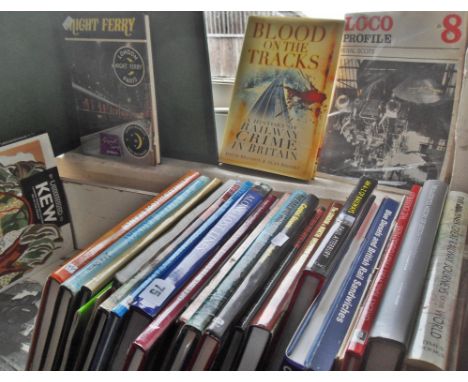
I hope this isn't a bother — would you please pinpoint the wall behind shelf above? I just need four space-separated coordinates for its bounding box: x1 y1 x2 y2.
0 12 79 156
0 12 218 164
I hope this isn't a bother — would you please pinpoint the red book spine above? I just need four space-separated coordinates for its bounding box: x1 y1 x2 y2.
125 194 277 370
52 170 200 283
342 184 421 370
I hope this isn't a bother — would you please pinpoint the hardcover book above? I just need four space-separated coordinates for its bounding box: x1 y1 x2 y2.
63 13 160 165
0 133 73 290
318 12 468 189
342 184 421 370
41 175 215 370
198 194 319 370
406 191 468 370
364 180 448 370
219 16 343 180
26 170 199 371
110 183 270 370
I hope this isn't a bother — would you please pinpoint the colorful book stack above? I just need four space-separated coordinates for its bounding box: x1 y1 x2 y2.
25 169 468 371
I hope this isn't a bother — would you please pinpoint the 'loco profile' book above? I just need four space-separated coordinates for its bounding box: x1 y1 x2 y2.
319 12 468 189
219 16 343 180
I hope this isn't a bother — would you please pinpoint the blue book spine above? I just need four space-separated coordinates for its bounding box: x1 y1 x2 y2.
132 184 271 317
111 181 254 317
305 198 399 371
62 176 212 294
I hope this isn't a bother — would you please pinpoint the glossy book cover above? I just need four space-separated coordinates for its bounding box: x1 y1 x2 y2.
220 16 343 180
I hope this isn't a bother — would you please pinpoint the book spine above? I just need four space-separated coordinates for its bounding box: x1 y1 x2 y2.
252 203 340 329
132 184 272 317
309 176 377 278
406 191 468 370
83 178 223 295
52 170 199 283
240 207 325 331
177 193 288 326
63 175 211 292
187 190 308 333
343 184 421 370
203 195 318 369
125 194 277 370
113 180 239 285
111 181 254 317
306 198 400 371
368 180 448 364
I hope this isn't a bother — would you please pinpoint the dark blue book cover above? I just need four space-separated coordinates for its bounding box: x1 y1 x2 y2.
306 197 399 370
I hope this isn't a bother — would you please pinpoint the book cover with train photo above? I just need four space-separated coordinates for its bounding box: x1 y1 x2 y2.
318 12 468 189
219 16 343 180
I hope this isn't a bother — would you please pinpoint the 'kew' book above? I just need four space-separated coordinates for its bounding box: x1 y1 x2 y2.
219 16 343 180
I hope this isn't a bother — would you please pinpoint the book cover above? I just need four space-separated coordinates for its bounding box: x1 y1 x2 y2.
200 194 319 370
342 184 421 370
0 132 73 290
219 16 343 180
63 13 160 165
0 255 65 371
406 191 468 370
318 12 468 189
124 194 277 371
364 180 448 370
27 170 199 371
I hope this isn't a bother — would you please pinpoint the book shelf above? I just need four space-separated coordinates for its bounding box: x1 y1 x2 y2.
1 10 468 372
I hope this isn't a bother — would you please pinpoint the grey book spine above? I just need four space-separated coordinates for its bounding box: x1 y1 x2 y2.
368 180 448 365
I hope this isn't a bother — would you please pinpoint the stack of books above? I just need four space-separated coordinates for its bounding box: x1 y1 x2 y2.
26 171 468 371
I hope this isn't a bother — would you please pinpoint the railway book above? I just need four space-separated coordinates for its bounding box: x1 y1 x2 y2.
63 13 160 165
219 16 343 180
341 184 421 370
318 12 468 189
283 197 399 371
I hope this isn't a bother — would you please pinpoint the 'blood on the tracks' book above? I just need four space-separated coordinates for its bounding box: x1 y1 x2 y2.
219 16 343 180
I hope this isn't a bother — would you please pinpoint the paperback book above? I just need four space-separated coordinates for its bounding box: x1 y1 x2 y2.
318 12 468 188
219 16 343 180
63 13 160 165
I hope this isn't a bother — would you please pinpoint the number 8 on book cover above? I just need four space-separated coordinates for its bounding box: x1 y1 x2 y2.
219 16 343 180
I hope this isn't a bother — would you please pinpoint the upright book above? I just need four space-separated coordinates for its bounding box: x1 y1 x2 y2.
341 184 421 370
0 133 73 290
405 191 468 370
364 180 448 370
219 16 343 180
63 13 160 165
318 12 468 188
